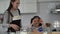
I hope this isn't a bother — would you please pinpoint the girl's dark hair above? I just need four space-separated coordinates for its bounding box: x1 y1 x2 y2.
31 16 40 23
31 16 42 26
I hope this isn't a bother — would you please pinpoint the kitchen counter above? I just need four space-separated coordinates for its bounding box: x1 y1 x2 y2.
30 32 60 34
0 31 60 34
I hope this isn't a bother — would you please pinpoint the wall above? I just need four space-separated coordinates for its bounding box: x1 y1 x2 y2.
21 1 60 30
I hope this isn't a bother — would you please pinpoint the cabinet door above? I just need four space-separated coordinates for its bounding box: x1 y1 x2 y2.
19 0 37 13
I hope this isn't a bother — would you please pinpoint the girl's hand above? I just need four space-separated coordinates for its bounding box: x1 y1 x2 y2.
33 29 38 32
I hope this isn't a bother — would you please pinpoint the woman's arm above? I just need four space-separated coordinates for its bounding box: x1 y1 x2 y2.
3 11 9 24
3 11 20 31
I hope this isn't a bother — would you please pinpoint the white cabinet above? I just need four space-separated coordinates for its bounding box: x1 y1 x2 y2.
0 0 37 14
19 0 37 13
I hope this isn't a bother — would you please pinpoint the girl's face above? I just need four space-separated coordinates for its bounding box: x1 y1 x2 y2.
12 0 20 10
32 18 40 27
39 19 43 24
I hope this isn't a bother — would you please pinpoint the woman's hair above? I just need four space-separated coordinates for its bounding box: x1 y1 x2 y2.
31 16 42 26
6 0 16 17
7 0 16 11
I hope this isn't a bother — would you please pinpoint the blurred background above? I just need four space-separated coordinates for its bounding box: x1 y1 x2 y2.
0 0 60 32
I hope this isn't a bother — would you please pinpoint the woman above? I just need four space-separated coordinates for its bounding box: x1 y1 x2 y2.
30 16 43 32
3 0 21 32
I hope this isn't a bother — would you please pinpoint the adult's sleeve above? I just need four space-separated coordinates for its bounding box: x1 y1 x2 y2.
3 11 9 24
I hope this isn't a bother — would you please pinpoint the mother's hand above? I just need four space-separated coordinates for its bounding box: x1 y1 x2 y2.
9 24 20 31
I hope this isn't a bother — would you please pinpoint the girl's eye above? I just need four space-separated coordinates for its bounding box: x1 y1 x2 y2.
17 3 20 4
34 20 36 22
